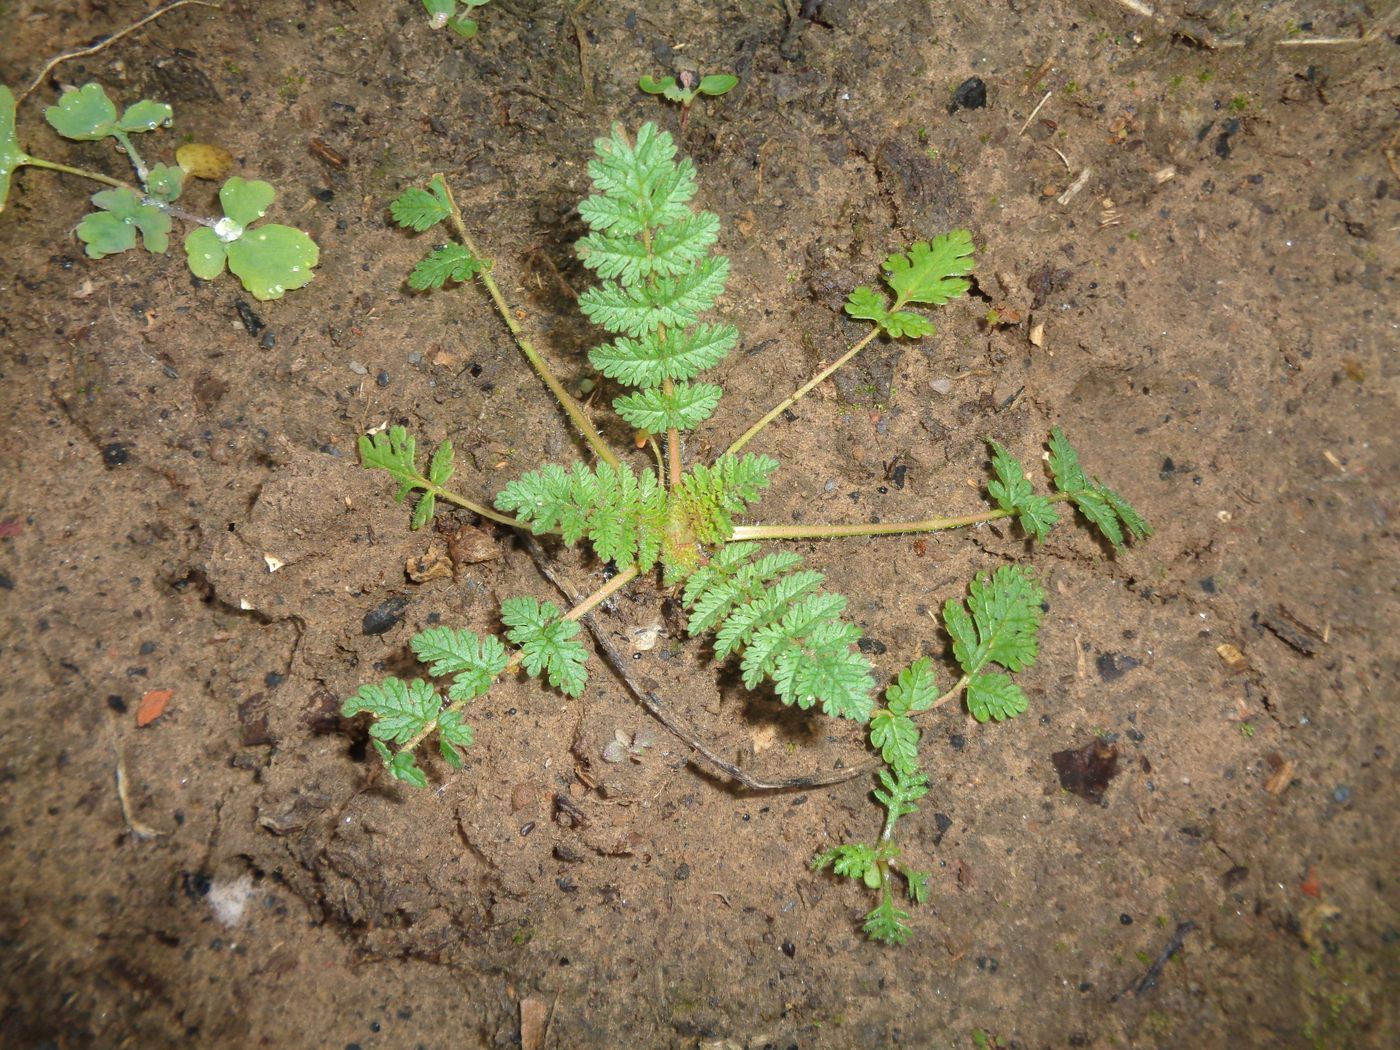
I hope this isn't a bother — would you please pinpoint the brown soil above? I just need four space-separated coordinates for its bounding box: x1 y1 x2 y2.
2 2 1397 1047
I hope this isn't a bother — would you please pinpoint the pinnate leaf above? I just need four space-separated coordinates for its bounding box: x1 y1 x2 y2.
411 626 507 700
944 565 1044 676
501 597 589 697
885 656 938 715
1047 428 1150 551
987 440 1058 541
342 676 442 744
870 710 920 773
966 671 1029 723
613 382 722 433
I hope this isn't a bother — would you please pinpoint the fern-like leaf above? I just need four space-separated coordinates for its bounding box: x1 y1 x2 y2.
410 626 508 701
501 597 589 697
579 122 696 235
390 177 451 232
613 382 723 433
1047 428 1151 551
588 323 737 387
343 676 442 744
578 255 730 337
986 440 1059 541
883 230 975 306
942 566 1043 723
409 243 484 290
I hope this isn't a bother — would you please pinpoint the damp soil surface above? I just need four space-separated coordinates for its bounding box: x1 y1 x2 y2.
2 2 1398 1047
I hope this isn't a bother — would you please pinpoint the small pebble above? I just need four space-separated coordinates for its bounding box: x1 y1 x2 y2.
823 479 836 492
1120 913 1133 925
931 378 953 395
348 361 368 376
376 370 390 387
1333 785 1352 804
407 351 423 365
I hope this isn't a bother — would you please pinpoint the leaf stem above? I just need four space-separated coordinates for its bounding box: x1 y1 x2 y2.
730 492 1075 542
426 481 520 528
433 173 622 470
725 328 880 456
23 155 130 190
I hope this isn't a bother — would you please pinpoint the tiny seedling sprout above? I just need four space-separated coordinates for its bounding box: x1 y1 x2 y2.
639 71 739 130
0 82 318 300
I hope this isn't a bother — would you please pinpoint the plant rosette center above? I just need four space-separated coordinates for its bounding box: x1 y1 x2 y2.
185 176 319 300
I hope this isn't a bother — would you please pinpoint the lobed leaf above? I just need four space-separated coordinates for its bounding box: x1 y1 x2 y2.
613 382 722 433
589 322 737 388
966 671 1029 723
943 565 1044 678
0 86 32 214
578 255 729 337
342 676 442 745
225 223 319 300
77 188 171 258
45 83 117 141
986 440 1058 542
883 229 974 306
411 626 508 700
391 178 452 232
409 243 483 289
219 176 275 227
501 597 589 697
1047 428 1151 551
885 656 938 715
869 710 920 773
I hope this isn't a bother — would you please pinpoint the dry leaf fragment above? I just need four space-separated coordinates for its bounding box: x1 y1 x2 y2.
1216 643 1249 673
406 542 454 582
447 524 500 567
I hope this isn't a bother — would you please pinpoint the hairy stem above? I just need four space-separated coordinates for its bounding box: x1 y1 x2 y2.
426 481 520 528
731 492 1075 542
111 130 149 184
725 328 880 456
434 174 622 470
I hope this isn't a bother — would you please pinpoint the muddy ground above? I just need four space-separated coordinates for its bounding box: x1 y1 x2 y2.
1 1 1397 1047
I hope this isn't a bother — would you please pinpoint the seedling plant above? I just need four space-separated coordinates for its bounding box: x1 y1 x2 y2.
0 82 318 300
349 123 1148 944
639 72 739 130
421 0 491 38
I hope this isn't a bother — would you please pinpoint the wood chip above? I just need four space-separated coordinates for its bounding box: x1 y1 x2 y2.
1263 753 1295 795
1216 643 1249 673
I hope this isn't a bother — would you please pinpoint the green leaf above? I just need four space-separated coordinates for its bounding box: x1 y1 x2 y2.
883 229 974 306
45 83 117 141
409 243 483 289
874 766 928 820
638 75 674 95
446 15 479 37
342 676 442 744
863 897 913 946
184 225 227 279
578 210 720 283
0 86 33 214
501 597 589 697
986 440 1058 541
388 750 429 788
966 671 1029 723
423 0 455 21
358 426 440 527
117 99 173 133
886 656 938 715
219 176 276 227
76 187 172 257
579 122 696 236
904 869 930 904
944 566 1044 676
698 74 739 96
589 322 736 388
842 284 934 339
411 626 507 700
1047 428 1150 551
613 382 722 433
870 710 920 773
225 223 319 300
812 843 878 883
144 162 185 202
391 179 452 231
578 254 730 337
427 440 454 486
